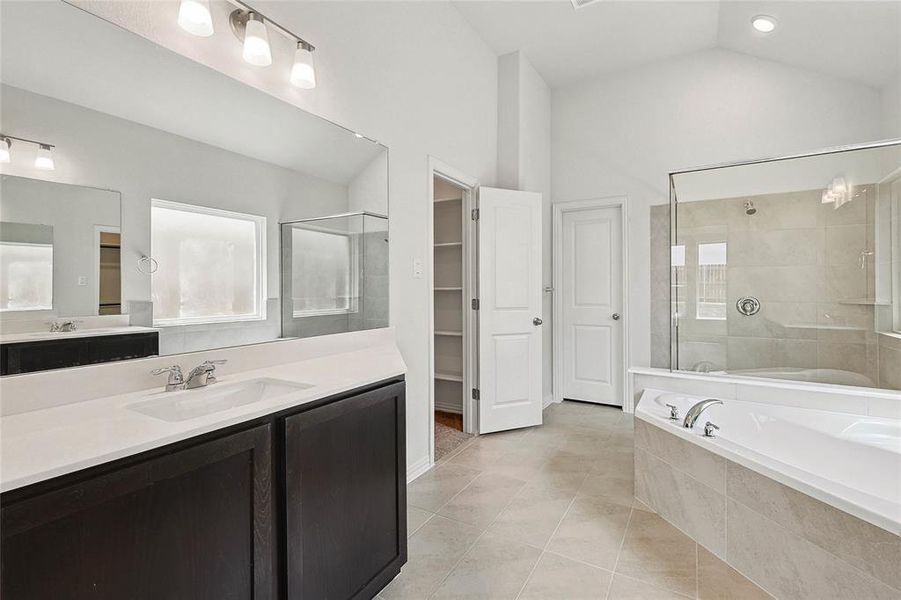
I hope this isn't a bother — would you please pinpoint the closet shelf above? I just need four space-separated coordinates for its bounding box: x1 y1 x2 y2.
434 287 463 292
434 197 462 204
434 242 463 248
435 330 463 337
435 371 464 383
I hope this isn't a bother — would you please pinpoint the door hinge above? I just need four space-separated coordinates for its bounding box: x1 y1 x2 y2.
471 208 480 221
471 388 480 400
471 298 480 310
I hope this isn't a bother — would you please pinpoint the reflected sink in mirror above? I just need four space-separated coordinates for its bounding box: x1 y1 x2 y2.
129 378 313 422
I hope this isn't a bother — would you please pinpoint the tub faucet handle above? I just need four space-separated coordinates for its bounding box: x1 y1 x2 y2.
703 421 720 438
665 403 679 421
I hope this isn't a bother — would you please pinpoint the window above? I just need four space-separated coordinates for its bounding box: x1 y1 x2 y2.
671 244 685 319
151 199 265 326
0 242 53 311
696 242 727 320
290 227 358 317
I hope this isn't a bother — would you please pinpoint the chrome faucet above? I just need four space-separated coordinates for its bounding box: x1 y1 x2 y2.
151 360 227 392
49 320 81 333
683 398 723 429
184 360 228 390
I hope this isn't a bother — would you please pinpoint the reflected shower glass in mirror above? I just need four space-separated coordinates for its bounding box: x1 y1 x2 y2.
662 140 901 392
281 212 388 339
0 0 388 363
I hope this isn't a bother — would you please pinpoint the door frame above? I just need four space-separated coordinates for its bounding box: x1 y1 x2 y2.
552 197 630 408
427 156 478 468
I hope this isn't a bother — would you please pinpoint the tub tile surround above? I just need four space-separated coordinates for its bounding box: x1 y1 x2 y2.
634 416 901 600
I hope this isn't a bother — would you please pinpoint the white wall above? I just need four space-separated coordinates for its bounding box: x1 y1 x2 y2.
552 48 886 371
0 84 348 353
496 51 552 401
80 0 499 477
884 74 901 139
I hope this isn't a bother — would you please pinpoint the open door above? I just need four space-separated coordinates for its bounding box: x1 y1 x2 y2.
476 187 543 434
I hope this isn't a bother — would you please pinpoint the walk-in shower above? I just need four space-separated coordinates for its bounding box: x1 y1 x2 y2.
654 139 901 392
280 212 388 338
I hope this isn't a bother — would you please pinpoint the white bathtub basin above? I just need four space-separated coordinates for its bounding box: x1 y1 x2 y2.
129 378 313 422
637 389 901 535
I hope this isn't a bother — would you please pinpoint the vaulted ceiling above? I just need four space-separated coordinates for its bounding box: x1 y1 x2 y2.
452 0 901 88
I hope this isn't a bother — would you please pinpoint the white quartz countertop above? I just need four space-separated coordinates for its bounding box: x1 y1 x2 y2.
1 342 405 493
0 325 159 345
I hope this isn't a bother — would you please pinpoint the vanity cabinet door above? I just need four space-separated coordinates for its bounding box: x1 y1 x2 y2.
284 381 406 600
1 424 274 600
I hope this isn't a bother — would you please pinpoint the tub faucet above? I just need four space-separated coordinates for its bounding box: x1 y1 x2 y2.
683 399 723 429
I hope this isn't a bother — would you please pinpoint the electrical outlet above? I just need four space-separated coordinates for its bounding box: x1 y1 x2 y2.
412 258 424 279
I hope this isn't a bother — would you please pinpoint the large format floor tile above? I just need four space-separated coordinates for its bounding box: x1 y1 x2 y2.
383 402 769 600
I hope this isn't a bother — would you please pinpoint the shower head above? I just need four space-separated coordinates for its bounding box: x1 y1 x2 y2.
744 200 757 216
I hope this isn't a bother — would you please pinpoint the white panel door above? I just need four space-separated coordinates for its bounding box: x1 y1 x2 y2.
477 187 543 433
562 206 623 405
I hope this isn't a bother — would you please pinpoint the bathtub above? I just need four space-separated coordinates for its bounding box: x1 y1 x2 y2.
720 367 875 388
636 388 900 535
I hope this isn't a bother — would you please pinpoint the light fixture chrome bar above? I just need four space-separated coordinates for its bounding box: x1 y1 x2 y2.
225 0 314 50
0 134 55 149
669 137 901 177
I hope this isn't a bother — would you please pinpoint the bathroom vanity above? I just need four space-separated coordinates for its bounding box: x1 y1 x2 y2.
0 334 408 600
0 328 159 375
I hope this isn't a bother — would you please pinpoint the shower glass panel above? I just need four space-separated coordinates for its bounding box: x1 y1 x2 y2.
665 140 901 392
280 212 388 339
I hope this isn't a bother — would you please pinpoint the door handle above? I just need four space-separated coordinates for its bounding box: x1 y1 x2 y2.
533 317 543 326
612 313 621 321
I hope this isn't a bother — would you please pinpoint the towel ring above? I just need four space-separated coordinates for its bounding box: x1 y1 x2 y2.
137 255 158 275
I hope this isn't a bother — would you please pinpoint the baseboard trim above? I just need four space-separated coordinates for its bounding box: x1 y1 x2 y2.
406 455 432 483
542 394 555 409
434 400 463 415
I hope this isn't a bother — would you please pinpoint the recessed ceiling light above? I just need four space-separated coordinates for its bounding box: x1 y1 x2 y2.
751 15 777 34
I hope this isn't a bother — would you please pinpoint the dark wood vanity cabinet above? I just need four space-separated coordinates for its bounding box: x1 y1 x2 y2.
0 378 406 600
0 332 159 375
284 381 407 599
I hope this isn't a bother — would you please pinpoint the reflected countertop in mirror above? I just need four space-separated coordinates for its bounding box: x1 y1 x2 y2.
0 0 388 368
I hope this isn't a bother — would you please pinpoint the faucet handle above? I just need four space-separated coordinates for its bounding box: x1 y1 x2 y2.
201 359 227 384
665 403 680 421
703 421 720 438
151 365 184 391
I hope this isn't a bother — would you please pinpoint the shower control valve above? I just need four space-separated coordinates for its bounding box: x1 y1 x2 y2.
736 296 761 317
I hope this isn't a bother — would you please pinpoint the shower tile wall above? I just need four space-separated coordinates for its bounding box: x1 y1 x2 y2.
650 186 898 390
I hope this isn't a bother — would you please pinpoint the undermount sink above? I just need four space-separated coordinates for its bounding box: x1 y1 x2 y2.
129 378 313 422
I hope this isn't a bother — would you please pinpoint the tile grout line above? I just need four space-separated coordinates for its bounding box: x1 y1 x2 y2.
604 504 635 600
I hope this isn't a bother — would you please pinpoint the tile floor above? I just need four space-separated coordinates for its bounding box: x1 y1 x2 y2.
381 401 772 600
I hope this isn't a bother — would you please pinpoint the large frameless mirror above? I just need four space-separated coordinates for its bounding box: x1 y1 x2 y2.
659 140 901 392
0 0 388 366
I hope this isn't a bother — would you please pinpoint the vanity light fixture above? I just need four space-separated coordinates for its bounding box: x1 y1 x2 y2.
177 0 214 37
0 134 55 170
241 12 272 66
227 3 317 87
751 15 777 34
35 144 55 171
290 41 316 88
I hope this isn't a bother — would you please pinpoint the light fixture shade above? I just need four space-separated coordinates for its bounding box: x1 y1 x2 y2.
177 0 214 37
751 15 777 33
290 44 316 88
242 13 272 67
35 144 54 171
0 138 10 163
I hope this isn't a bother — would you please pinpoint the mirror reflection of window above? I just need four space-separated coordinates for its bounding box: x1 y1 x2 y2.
0 242 53 311
291 227 358 316
696 242 727 320
151 199 265 326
